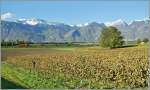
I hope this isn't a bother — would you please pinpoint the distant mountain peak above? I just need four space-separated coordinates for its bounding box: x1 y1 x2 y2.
89 21 99 24
75 22 104 27
105 19 128 26
129 18 149 25
129 21 145 26
76 22 89 27
89 22 104 26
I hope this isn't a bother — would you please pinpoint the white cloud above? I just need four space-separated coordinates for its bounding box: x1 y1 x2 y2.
1 12 14 20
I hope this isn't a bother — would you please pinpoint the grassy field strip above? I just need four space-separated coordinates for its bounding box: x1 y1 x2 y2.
2 64 29 88
1 47 77 61
2 64 91 89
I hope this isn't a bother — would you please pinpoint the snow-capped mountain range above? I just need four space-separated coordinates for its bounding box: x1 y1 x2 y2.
105 19 128 28
1 18 150 42
17 18 46 25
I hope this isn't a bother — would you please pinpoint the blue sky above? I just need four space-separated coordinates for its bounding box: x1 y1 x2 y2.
1 0 149 25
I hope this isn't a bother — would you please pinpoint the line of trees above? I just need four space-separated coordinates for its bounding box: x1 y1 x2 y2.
137 38 149 44
1 40 30 47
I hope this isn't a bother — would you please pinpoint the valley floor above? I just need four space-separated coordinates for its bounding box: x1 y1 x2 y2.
1 45 149 89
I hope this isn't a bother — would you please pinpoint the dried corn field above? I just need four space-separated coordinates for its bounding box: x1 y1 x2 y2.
3 46 149 89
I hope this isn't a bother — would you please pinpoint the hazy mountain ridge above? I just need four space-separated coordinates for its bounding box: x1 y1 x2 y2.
1 18 150 42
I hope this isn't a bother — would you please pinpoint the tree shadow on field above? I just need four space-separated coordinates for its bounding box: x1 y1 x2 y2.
1 77 27 89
